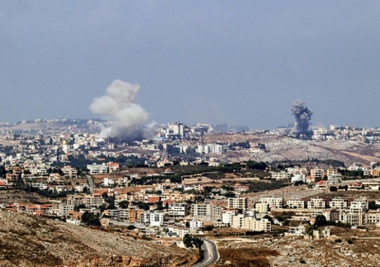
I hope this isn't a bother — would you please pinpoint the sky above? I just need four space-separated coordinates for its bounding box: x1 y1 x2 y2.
1 1 380 130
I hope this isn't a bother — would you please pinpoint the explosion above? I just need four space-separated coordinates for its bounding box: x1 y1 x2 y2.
291 100 313 138
90 79 150 141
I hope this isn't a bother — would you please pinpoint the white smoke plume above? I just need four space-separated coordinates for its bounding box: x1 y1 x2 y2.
90 79 150 140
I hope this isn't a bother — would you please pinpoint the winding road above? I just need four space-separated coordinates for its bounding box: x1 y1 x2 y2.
192 239 219 267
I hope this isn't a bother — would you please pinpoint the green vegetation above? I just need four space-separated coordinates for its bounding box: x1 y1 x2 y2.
118 200 129 209
313 215 328 229
182 234 205 263
81 211 101 226
369 201 380 210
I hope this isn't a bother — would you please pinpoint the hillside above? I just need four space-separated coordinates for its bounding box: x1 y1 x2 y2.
204 133 380 165
0 209 196 267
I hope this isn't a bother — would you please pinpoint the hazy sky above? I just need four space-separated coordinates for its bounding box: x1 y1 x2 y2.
1 1 380 129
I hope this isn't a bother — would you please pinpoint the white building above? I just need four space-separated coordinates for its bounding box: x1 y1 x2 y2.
191 204 222 221
287 198 304 209
259 197 283 209
339 210 365 226
166 122 184 139
307 198 326 209
350 198 368 212
310 167 325 181
103 177 114 187
227 197 247 210
169 203 187 217
286 166 308 176
270 171 290 180
254 202 269 213
291 174 306 184
141 211 164 227
189 219 203 230
232 215 271 232
328 173 343 184
168 226 189 238
87 163 109 174
196 144 223 154
222 211 236 225
329 197 348 209
288 225 306 236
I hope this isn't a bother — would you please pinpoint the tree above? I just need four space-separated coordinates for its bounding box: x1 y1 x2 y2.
127 225 136 230
224 191 236 198
74 204 86 212
192 237 204 249
203 225 214 231
156 201 164 210
119 200 129 209
369 201 380 210
263 215 274 224
314 215 328 229
183 234 193 248
329 186 337 192
81 211 101 226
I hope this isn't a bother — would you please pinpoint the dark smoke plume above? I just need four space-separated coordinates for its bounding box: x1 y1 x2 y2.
90 79 154 141
291 100 313 136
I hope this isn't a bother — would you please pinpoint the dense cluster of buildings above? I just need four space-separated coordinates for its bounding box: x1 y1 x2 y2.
1 119 380 240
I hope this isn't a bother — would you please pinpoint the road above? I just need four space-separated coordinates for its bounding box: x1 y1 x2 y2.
192 239 219 267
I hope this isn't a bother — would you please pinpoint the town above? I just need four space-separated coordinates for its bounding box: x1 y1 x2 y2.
1 119 380 266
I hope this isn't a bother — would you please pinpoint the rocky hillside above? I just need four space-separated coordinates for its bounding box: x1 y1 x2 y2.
204 133 380 165
0 209 196 267
214 226 380 267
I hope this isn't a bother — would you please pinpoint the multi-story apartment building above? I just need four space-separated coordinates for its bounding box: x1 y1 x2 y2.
350 198 368 212
66 195 86 207
254 202 269 213
189 219 203 230
168 226 189 238
232 214 244 228
366 210 380 224
168 203 187 218
128 208 145 223
87 163 109 174
191 204 222 221
227 197 247 210
310 167 325 181
161 190 182 202
84 195 105 208
286 166 308 176
270 171 290 180
259 197 283 209
339 210 365 226
307 198 326 209
329 197 348 209
61 165 77 177
326 167 338 179
232 215 271 232
222 211 236 225
287 198 304 209
322 209 340 222
141 210 164 227
328 173 343 184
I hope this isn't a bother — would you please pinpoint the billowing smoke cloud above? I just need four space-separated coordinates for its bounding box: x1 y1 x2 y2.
90 79 150 141
291 100 313 136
